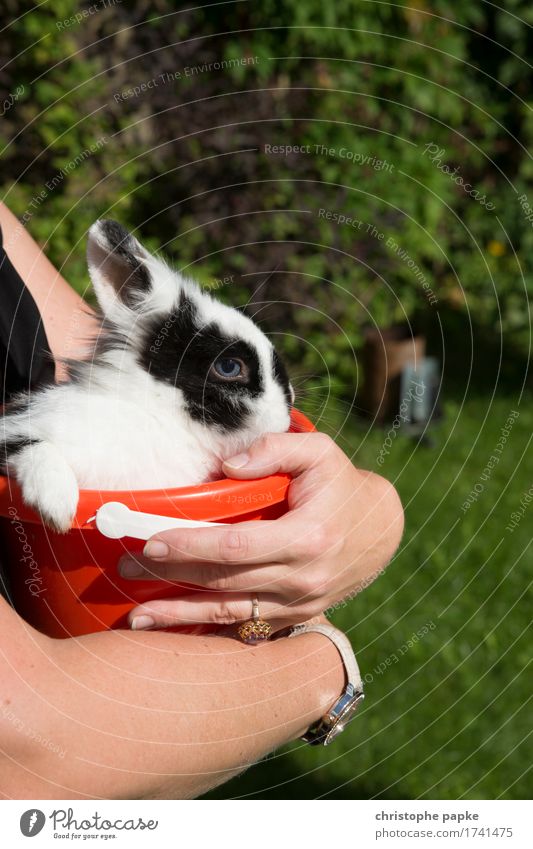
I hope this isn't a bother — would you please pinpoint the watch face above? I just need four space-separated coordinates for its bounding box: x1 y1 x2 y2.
326 691 364 744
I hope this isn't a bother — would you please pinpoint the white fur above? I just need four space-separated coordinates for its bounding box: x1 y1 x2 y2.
3 221 292 532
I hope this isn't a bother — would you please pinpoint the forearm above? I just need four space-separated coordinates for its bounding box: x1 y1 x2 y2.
1 614 343 799
0 201 97 376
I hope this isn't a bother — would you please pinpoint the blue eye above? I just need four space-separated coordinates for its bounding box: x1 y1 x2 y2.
213 357 243 379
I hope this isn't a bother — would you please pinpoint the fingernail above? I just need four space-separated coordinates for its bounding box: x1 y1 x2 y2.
225 452 250 469
143 540 170 558
119 558 144 578
131 615 155 631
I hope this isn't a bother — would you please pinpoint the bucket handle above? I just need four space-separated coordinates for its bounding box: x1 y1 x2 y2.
92 501 229 540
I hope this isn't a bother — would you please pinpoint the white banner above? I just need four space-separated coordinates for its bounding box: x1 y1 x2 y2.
1 799 530 848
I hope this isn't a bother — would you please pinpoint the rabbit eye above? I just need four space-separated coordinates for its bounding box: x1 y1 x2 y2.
211 357 247 381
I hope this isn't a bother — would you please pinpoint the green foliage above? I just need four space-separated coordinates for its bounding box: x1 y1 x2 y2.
1 0 531 393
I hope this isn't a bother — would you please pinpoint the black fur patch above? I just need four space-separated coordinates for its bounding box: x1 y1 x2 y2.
138 294 263 431
272 349 292 404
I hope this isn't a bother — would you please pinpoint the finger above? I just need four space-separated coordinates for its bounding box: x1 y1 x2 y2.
222 431 344 479
144 518 304 566
127 593 295 630
118 553 289 593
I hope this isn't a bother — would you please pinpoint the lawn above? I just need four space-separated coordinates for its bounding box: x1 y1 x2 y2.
207 392 532 799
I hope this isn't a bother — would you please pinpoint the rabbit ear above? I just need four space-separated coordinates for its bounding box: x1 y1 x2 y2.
87 220 158 321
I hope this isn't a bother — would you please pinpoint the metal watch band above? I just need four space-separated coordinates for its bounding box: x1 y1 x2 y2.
287 622 363 691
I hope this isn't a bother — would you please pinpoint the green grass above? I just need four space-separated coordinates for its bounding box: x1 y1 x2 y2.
207 392 532 799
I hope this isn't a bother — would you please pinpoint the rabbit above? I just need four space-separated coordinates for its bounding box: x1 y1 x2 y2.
1 220 294 532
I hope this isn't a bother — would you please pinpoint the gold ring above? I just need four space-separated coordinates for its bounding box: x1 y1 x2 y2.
237 596 272 644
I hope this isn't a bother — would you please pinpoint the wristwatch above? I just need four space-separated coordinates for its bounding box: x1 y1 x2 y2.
288 622 365 746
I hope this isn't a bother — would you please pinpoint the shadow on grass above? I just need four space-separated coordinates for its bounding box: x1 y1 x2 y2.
204 750 410 800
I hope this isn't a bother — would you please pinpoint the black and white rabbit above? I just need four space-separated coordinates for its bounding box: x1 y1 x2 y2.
1 220 294 532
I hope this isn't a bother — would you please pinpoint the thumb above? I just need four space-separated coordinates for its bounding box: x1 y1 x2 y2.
222 431 337 479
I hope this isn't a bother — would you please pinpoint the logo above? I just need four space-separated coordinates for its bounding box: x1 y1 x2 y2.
20 809 46 837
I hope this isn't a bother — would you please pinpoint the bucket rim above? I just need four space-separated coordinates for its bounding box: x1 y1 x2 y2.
0 407 315 528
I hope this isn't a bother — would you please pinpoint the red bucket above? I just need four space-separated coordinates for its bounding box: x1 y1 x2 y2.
0 409 315 638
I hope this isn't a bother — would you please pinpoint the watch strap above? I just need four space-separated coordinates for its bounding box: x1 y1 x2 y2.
287 622 363 691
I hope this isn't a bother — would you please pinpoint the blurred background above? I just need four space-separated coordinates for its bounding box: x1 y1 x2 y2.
1 0 531 799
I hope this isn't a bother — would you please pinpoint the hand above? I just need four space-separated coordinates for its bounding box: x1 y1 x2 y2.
119 432 404 632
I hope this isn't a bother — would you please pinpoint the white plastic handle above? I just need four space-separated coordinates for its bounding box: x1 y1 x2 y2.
94 501 228 540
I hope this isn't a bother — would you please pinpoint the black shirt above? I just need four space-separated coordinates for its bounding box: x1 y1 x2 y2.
0 221 55 404
0 220 55 601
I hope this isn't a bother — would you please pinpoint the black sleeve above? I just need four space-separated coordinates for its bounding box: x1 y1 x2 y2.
0 221 55 403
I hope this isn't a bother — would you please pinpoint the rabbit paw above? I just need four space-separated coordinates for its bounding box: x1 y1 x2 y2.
11 441 79 533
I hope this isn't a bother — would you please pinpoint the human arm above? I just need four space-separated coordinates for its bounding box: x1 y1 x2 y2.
0 201 97 378
0 598 344 800
122 432 404 631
